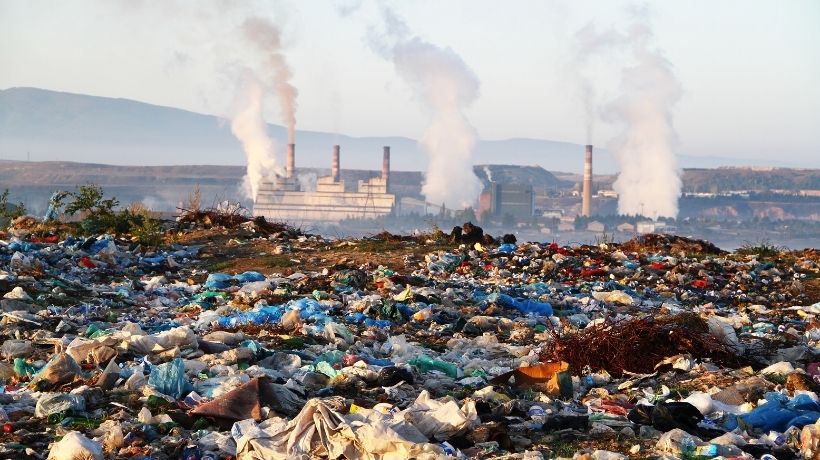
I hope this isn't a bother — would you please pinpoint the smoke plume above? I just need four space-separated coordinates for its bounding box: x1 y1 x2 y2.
574 24 629 144
576 13 682 219
371 8 482 210
241 17 299 143
231 73 282 201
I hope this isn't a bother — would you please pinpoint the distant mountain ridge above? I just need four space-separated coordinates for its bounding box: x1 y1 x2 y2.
0 87 807 173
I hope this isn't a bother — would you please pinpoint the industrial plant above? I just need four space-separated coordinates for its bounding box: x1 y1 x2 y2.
252 144 396 223
252 142 597 225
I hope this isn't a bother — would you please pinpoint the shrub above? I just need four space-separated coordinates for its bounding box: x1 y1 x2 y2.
0 189 26 226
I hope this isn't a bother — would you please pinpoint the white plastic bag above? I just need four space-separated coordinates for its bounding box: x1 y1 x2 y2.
47 431 104 460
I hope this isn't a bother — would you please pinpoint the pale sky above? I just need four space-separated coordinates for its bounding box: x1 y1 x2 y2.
1 0 818 164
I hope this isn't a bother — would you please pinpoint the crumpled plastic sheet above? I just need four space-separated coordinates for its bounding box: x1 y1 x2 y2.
126 325 199 355
400 390 479 441
233 398 443 460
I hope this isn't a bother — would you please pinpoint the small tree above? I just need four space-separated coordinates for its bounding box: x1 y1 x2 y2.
0 189 26 226
63 184 119 218
52 184 121 234
185 183 202 212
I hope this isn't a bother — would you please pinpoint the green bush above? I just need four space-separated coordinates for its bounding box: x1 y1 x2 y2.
50 185 163 245
0 189 26 226
129 213 163 247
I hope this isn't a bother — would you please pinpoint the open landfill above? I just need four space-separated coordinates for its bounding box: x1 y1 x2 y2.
1 206 819 460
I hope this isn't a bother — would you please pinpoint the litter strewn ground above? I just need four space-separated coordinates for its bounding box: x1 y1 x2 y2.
1 213 819 459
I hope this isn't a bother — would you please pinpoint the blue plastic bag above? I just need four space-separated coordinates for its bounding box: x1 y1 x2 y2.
234 271 265 284
496 243 517 253
216 305 285 328
498 293 553 316
204 273 233 289
148 358 191 399
726 393 820 432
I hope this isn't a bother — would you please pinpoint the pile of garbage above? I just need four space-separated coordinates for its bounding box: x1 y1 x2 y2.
0 218 818 459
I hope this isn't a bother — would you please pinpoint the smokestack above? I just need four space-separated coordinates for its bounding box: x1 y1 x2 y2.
582 144 593 217
382 146 390 189
286 143 295 178
331 144 340 182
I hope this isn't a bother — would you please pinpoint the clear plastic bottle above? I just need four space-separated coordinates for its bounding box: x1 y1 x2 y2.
680 437 696 458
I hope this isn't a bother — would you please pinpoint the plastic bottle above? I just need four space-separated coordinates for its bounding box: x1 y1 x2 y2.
412 308 432 321
408 355 458 378
528 405 547 427
680 437 696 458
694 444 718 457
13 358 36 377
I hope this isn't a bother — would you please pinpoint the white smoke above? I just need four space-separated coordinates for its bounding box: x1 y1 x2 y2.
575 12 682 219
228 15 298 202
574 24 629 144
370 8 482 209
483 166 493 183
231 72 282 201
296 172 317 193
241 16 299 144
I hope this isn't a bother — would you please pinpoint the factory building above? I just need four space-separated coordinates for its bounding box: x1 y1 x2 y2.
478 182 534 221
253 145 396 223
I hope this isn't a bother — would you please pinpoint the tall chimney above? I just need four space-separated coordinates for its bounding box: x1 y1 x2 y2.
286 143 295 179
331 144 340 182
382 146 390 189
582 144 593 217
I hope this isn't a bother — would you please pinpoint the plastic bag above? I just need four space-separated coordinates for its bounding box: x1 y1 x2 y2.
96 358 120 390
204 273 233 289
234 398 441 460
47 431 104 460
1 339 32 359
591 290 634 306
35 393 86 417
0 361 14 381
148 357 191 399
401 390 479 441
30 353 83 389
234 271 266 284
409 355 458 379
497 294 553 316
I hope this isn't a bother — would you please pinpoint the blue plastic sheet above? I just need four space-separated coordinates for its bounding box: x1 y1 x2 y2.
725 392 820 432
214 298 334 329
216 305 285 328
497 293 553 316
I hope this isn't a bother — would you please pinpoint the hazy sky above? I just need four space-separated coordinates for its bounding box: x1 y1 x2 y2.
1 0 818 164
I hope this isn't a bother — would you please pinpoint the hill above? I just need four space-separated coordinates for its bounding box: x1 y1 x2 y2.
1 87 805 174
